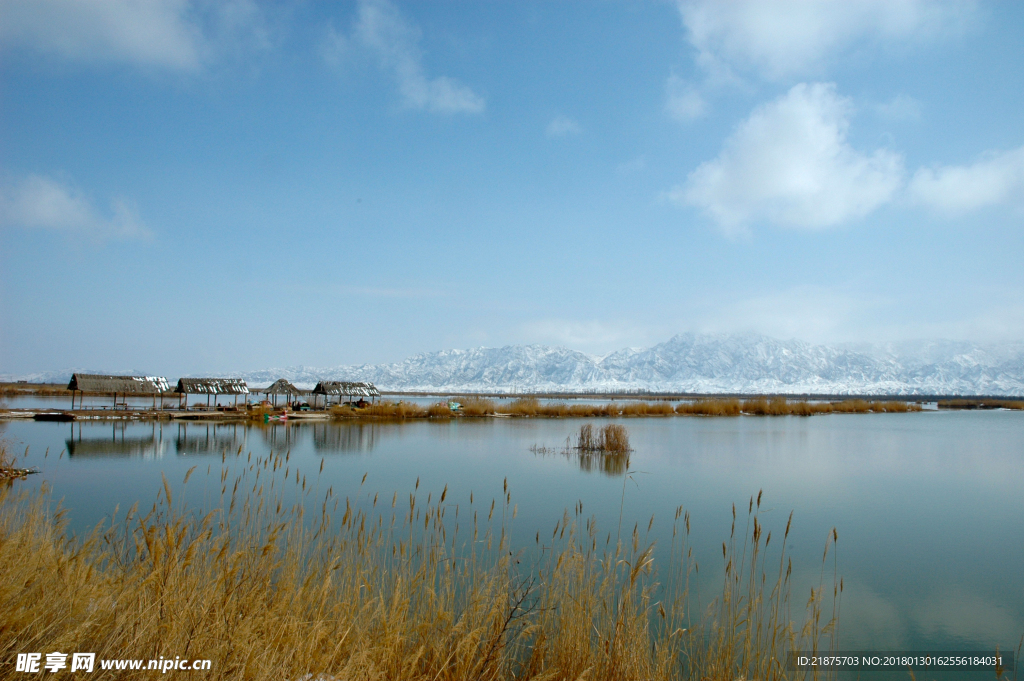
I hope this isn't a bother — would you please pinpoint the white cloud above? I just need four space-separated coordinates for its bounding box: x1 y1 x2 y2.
908 145 1024 214
323 0 484 115
0 0 268 71
689 284 1024 345
695 285 882 344
677 0 974 81
674 83 904 230
521 319 646 355
545 115 582 138
0 174 150 240
665 74 707 121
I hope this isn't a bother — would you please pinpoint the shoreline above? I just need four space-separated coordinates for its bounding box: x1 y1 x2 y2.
4 381 1022 402
0 396 931 422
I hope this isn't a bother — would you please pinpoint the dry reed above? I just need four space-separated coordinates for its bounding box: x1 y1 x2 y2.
571 423 631 453
0 443 838 681
458 397 497 417
734 397 920 416
0 442 35 482
316 396 924 421
938 398 1024 410
428 402 456 417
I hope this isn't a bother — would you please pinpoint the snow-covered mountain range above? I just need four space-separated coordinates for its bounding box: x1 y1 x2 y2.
11 333 1023 395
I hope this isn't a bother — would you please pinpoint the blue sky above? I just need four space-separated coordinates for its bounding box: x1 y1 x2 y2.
1 0 1023 376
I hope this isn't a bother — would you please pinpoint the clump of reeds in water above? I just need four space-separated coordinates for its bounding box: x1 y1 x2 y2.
568 424 632 476
0 442 36 482
0 446 841 681
575 423 631 453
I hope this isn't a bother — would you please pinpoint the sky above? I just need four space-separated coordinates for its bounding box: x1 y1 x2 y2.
1 0 1023 377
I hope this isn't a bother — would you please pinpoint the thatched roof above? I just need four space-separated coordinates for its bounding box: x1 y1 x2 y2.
67 373 169 394
175 378 249 395
262 379 304 396
311 381 380 397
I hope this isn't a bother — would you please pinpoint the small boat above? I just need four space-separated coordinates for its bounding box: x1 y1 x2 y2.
33 412 74 422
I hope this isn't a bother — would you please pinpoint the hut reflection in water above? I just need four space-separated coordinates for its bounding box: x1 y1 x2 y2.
66 421 168 460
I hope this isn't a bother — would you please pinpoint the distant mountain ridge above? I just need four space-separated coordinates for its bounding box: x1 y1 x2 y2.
9 333 1022 396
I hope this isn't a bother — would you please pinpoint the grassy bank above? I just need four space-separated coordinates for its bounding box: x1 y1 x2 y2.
0 445 839 680
324 396 920 421
938 398 1024 410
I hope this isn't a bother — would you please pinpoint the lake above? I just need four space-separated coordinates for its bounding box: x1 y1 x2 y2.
2 407 1021 677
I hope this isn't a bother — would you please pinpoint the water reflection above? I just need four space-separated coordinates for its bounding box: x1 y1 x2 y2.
59 421 384 459
66 422 169 459
311 422 378 453
532 445 631 477
576 450 630 476
255 423 309 453
4 411 1023 662
175 422 248 456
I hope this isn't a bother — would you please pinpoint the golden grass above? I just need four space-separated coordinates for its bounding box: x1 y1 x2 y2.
0 445 839 680
427 402 456 417
575 424 631 454
0 382 71 396
363 401 429 419
732 397 921 416
318 396 922 421
676 398 742 416
329 402 428 419
506 399 680 418
458 397 497 417
938 398 1024 410
0 442 35 482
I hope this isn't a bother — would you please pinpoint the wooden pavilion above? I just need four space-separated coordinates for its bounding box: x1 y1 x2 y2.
311 381 380 407
261 379 305 407
174 378 249 410
66 373 170 410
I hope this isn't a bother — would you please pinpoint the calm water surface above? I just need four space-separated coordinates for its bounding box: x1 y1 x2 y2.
2 410 1022 675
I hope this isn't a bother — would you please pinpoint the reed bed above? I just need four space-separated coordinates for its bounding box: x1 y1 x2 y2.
328 401 428 419
575 423 631 453
458 397 497 417
0 382 71 396
0 444 839 681
672 397 921 417
506 398 677 418
938 398 1024 410
675 399 742 416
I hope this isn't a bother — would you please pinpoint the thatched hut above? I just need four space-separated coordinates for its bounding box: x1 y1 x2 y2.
311 381 380 407
174 378 249 409
261 379 305 407
66 373 170 410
